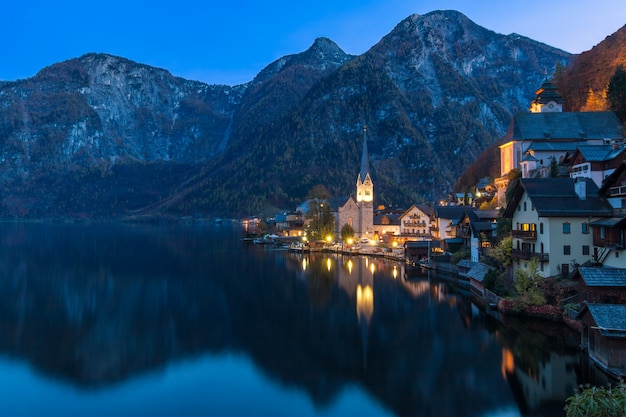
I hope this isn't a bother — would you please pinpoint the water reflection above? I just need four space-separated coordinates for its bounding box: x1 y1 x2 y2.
0 223 602 416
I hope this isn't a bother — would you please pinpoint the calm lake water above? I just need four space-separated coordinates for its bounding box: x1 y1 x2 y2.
0 222 611 416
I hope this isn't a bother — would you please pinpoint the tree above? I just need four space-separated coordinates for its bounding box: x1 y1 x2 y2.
549 156 558 178
487 236 512 268
607 65 626 123
340 223 355 242
514 258 545 306
305 200 335 241
306 184 332 200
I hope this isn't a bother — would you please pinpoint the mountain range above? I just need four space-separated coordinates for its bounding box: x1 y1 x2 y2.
1 10 618 219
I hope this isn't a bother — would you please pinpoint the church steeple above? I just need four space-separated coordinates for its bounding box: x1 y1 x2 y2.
529 80 563 113
356 126 373 203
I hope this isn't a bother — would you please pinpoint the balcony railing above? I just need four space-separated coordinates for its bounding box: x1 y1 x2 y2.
512 249 549 262
512 230 537 240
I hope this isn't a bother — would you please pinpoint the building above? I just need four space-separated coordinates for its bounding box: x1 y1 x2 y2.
577 304 626 378
399 204 434 238
575 267 626 305
495 81 623 206
568 144 626 188
458 209 499 262
332 127 374 240
503 177 613 278
590 161 626 267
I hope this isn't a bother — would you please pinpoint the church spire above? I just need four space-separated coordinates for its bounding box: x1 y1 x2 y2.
356 125 373 203
359 125 370 182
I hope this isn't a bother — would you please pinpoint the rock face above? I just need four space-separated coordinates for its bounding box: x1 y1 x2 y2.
0 10 573 217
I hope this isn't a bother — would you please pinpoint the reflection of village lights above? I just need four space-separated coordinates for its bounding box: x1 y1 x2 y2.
347 259 353 274
370 262 375 275
356 284 374 323
302 258 307 271
392 266 398 279
326 258 332 271
500 348 515 380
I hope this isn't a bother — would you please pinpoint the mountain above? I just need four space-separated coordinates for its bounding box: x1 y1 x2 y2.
554 24 626 111
0 10 572 218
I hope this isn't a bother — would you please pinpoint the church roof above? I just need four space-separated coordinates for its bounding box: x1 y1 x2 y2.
531 81 564 105
505 112 623 142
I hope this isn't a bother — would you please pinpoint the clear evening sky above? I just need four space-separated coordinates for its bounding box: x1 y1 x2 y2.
3 0 625 85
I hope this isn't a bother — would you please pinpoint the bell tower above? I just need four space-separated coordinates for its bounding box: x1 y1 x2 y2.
356 126 374 238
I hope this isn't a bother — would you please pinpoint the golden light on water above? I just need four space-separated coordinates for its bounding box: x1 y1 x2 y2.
326 258 332 271
356 284 374 323
370 262 375 275
346 259 353 274
392 265 398 279
302 258 307 271
501 348 515 380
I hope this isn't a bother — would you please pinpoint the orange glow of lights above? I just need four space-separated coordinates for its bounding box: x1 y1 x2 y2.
326 258 332 272
370 262 375 275
347 259 354 274
356 284 374 323
392 266 398 279
326 235 332 243
346 238 353 245
302 258 307 271
501 348 515 380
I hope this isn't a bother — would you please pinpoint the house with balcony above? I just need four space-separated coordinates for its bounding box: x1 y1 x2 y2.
568 143 626 188
504 177 613 278
458 209 499 262
590 161 626 267
399 204 433 239
433 205 468 252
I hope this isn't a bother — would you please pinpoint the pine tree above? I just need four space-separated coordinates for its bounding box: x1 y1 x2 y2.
607 65 626 123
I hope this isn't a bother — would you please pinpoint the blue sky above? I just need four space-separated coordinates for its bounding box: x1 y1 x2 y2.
3 0 624 85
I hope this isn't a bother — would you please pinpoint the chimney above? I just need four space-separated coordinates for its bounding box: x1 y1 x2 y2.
574 177 586 200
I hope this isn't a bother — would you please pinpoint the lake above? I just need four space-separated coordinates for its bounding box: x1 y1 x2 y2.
0 222 610 416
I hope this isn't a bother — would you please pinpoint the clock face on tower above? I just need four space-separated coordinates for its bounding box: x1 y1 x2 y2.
546 101 556 111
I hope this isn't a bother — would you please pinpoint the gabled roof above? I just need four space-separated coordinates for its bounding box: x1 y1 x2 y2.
577 267 626 287
328 195 353 211
504 178 613 218
504 111 623 142
573 145 626 163
580 304 626 336
434 205 468 220
374 213 401 226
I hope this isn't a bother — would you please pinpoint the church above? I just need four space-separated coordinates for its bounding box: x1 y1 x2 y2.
328 126 374 240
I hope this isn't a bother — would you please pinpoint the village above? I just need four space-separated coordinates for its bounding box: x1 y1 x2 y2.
243 81 626 381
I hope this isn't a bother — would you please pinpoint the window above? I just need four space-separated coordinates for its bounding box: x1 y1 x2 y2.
563 222 571 234
523 202 527 211
600 227 606 239
582 223 589 234
582 245 589 256
539 223 544 234
564 245 571 255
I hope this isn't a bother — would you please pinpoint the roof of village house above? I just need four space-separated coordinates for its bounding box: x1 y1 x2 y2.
581 304 626 336
465 263 493 283
503 111 623 142
577 267 626 287
374 212 401 226
572 145 626 163
590 217 626 228
434 205 468 221
504 177 614 218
